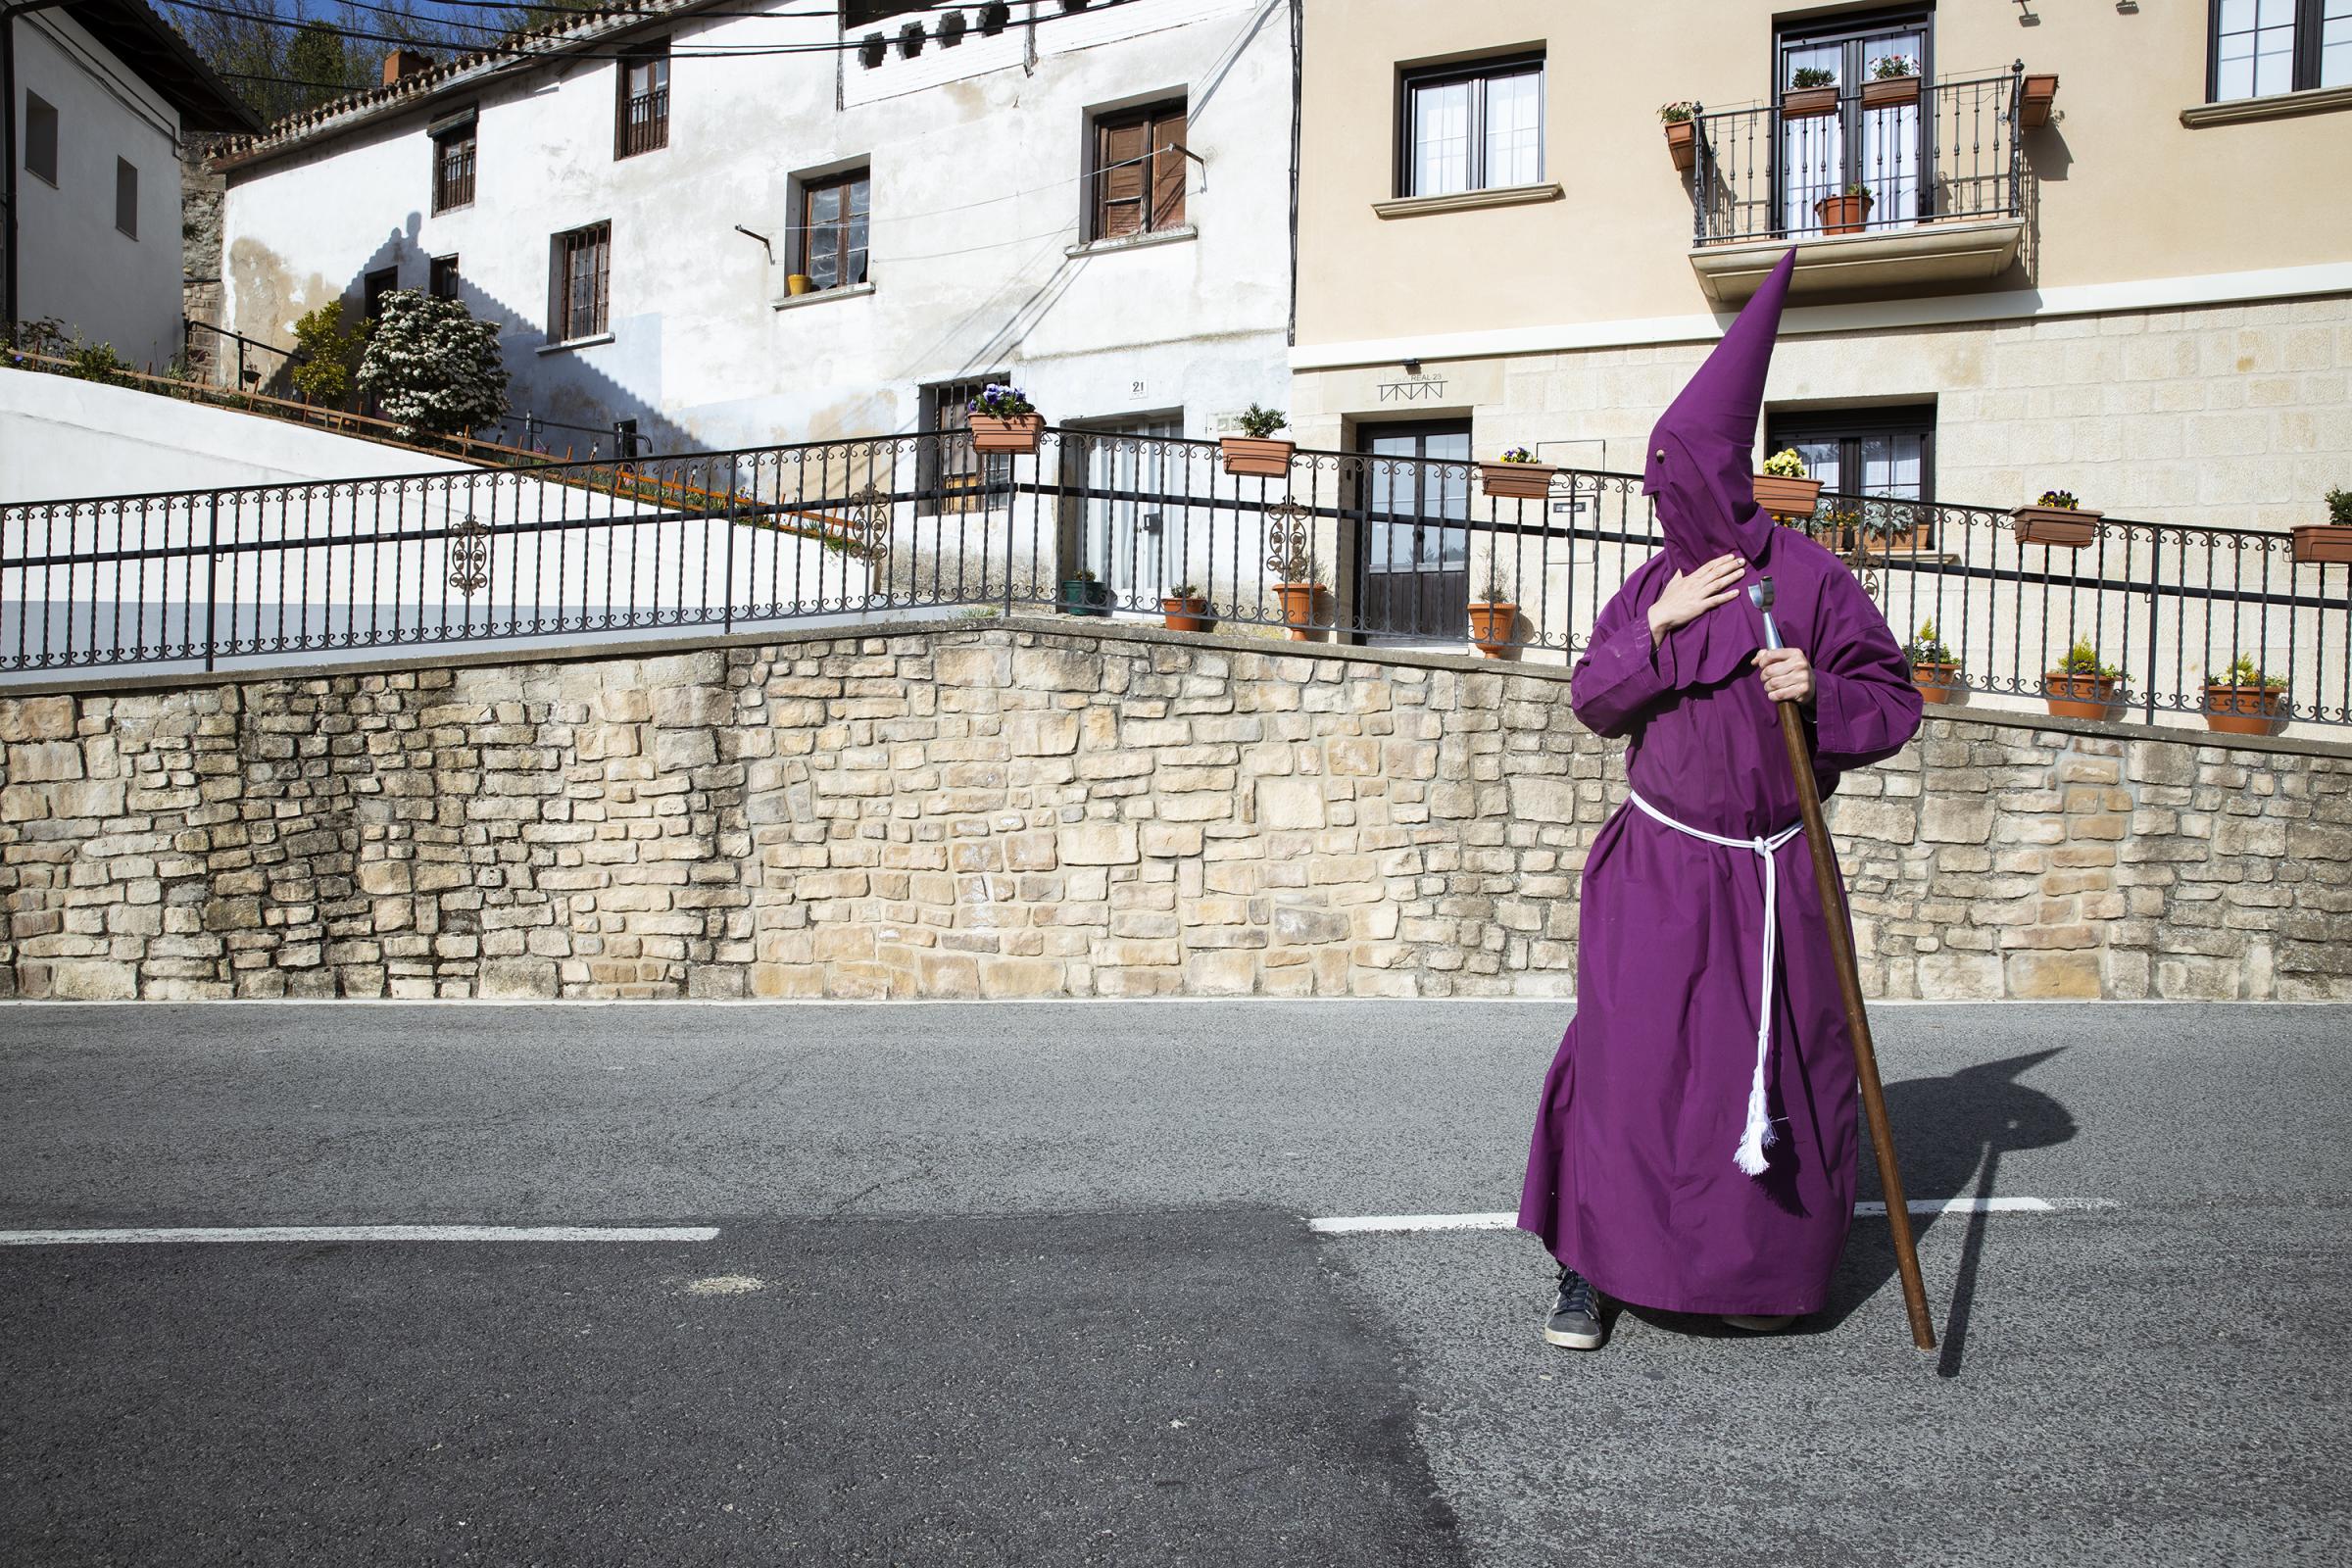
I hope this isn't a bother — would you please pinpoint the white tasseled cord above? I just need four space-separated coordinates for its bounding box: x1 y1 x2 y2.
1628 793 1803 1179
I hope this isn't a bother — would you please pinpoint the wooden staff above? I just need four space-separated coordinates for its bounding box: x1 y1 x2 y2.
1752 578 1936 1351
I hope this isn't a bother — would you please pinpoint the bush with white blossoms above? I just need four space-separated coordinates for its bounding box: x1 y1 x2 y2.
356 290 509 438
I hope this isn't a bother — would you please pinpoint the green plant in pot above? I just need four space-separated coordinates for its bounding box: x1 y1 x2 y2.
2043 637 2125 719
2292 485 2352 564
2013 487 2103 548
1754 446 1822 519
1659 100 1699 170
1266 532 1322 642
1220 403 1294 478
1785 66 1839 118
1904 618 1963 704
1817 180 1874 234
1059 565 1112 617
1863 51 1922 109
2204 654 2288 735
1161 579 1215 634
1467 556 1518 658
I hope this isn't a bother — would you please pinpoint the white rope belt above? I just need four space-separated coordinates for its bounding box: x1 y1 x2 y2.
1627 791 1803 1179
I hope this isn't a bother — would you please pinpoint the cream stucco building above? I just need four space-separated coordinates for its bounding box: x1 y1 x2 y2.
1288 0 2350 657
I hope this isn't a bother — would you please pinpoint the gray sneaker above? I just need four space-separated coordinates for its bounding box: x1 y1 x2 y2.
1544 1267 1605 1350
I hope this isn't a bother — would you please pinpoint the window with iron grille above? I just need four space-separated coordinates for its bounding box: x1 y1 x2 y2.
24 94 58 186
2209 0 2351 99
1088 99 1187 241
921 377 1010 515
1396 55 1543 198
552 222 612 342
115 157 137 238
431 111 476 213
799 168 870 289
1765 405 1938 548
429 255 461 300
616 41 670 159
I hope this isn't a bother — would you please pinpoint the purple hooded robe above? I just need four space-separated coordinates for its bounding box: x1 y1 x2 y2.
1516 252 1925 1317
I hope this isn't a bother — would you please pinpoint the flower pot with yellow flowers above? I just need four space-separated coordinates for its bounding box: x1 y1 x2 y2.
1753 447 1822 519
2203 655 2288 736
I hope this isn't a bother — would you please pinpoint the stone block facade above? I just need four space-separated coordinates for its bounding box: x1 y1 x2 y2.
2 620 2346 1003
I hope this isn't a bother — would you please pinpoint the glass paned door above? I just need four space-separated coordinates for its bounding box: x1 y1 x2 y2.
1778 16 1929 237
1357 423 1471 641
1063 416 1187 609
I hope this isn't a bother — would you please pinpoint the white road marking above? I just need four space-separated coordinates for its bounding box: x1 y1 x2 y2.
0 1225 719 1247
1310 1198 2117 1234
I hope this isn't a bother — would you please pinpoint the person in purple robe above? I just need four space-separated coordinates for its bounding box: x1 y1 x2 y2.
1517 250 1924 1348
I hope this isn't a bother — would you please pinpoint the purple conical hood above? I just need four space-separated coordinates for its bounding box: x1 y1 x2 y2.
1642 250 1798 574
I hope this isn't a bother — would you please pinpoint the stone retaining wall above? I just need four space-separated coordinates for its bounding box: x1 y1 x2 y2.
2 620 2346 1002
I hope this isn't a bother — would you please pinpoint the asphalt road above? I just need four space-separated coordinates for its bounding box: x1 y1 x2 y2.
4 1001 2349 1566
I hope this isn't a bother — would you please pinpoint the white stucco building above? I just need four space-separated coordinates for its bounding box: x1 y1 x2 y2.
5 0 258 368
216 0 1296 464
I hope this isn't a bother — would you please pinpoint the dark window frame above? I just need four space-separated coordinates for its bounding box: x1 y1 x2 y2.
1765 403 1939 505
114 156 137 238
798 166 872 290
428 254 461 300
1772 6 1936 227
24 92 58 186
431 120 476 214
1350 416 1476 645
363 265 400 323
2206 0 2349 101
1394 52 1545 199
1086 96 1188 241
615 38 671 159
551 221 612 342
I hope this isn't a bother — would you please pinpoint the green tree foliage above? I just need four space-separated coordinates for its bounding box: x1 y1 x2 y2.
288 300 368 406
357 290 510 438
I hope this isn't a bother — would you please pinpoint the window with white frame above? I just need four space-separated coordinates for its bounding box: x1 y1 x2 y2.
2210 0 2352 100
1397 54 1544 198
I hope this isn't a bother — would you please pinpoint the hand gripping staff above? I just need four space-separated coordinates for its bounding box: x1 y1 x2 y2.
1751 577 1936 1351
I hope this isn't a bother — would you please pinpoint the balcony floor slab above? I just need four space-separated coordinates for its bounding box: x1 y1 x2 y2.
1690 218 2027 305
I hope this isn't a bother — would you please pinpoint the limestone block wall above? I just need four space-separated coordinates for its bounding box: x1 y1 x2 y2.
1 619 2346 1003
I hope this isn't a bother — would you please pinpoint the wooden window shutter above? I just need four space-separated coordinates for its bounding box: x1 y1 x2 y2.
1098 118 1149 239
1149 107 1186 229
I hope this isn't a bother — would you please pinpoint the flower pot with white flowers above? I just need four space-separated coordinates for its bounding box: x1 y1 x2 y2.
968 382 1046 453
1862 53 1921 109
1220 403 1295 478
1754 447 1823 519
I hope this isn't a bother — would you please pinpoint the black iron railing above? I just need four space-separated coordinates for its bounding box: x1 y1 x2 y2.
1690 69 2024 246
616 86 669 159
4 430 2345 730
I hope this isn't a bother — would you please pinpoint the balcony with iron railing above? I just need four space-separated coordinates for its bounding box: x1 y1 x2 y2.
1685 65 2039 303
616 86 669 160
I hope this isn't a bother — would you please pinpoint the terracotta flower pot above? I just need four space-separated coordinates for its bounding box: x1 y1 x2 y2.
2021 74 2059 129
1753 473 1822 518
1219 436 1294 478
969 413 1045 453
1816 192 1874 235
2013 506 2101 547
1161 596 1214 633
2291 525 2352 564
2204 683 2287 736
1862 74 1919 110
1663 119 1696 171
1783 84 1839 119
1466 602 1517 658
1911 662 1964 705
1274 581 1321 641
1480 462 1557 500
2042 671 2121 720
